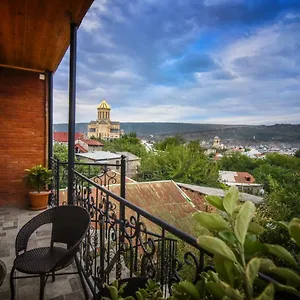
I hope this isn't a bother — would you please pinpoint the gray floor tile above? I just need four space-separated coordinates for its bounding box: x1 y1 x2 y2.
65 290 85 300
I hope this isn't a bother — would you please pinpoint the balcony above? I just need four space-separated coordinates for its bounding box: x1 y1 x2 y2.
0 159 212 299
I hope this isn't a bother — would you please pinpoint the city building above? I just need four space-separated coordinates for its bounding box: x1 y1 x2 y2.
115 152 141 177
88 100 121 140
219 171 264 195
213 136 225 149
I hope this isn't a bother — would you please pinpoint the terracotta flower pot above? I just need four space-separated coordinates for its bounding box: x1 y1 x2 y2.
28 191 51 211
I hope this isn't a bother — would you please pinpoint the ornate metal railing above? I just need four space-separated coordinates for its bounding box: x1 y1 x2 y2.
73 171 212 296
50 157 212 297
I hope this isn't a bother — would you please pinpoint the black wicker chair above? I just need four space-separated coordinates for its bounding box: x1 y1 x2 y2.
10 205 90 300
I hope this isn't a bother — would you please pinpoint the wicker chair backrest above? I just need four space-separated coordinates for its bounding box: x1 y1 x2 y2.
15 209 53 255
51 205 90 248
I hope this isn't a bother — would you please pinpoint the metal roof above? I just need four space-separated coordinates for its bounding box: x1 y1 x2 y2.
177 183 263 204
108 181 199 235
116 152 140 161
75 151 121 161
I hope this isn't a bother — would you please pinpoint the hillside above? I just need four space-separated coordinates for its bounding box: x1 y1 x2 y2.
54 122 300 145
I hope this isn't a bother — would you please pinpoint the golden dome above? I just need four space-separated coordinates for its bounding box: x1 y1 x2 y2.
97 100 111 110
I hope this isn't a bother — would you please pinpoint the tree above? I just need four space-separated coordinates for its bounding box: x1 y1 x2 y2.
138 143 219 187
219 152 260 173
155 134 185 151
295 149 300 158
102 133 147 158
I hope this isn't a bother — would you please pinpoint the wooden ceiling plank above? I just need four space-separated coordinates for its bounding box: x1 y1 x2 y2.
0 0 94 71
0 1 13 65
42 0 72 71
14 0 27 67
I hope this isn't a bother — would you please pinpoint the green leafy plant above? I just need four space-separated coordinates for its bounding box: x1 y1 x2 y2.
194 186 300 299
103 279 163 300
25 165 53 193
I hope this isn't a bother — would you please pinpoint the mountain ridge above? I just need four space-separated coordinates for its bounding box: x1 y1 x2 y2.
54 122 300 145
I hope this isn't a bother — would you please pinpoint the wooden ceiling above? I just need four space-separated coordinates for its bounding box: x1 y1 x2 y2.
0 0 93 72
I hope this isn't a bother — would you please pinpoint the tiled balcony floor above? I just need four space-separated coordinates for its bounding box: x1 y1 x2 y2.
0 207 87 300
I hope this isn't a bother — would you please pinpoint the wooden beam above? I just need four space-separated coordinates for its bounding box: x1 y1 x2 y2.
0 64 45 73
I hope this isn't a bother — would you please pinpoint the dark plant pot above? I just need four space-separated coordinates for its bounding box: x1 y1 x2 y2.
94 277 149 299
28 191 50 211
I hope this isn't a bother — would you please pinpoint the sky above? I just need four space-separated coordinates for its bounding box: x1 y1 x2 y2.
53 0 300 125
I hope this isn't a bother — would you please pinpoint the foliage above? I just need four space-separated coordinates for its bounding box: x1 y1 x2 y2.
137 141 219 187
103 279 162 300
25 165 53 192
193 186 300 299
219 152 300 251
219 152 261 174
155 135 185 151
295 150 300 158
103 132 147 158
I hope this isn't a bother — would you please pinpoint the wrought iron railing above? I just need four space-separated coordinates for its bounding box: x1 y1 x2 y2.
50 157 212 297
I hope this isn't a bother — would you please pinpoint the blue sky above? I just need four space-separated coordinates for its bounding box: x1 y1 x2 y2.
54 0 300 124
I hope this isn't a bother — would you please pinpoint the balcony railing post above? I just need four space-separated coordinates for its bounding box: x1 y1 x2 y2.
47 71 53 167
120 155 126 198
67 22 78 205
117 156 126 279
56 159 60 206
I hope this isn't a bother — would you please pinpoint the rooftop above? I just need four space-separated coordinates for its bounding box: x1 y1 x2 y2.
75 151 121 161
219 170 256 184
53 132 84 143
108 180 198 235
82 139 103 146
177 183 263 204
97 100 110 110
116 152 140 161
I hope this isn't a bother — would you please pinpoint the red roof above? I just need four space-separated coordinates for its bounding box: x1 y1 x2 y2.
235 172 256 184
75 144 88 153
54 132 84 143
82 139 103 146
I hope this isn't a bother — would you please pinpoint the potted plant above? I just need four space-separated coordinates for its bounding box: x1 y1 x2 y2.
25 165 53 210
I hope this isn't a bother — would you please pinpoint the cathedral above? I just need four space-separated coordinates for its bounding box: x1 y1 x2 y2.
88 100 121 139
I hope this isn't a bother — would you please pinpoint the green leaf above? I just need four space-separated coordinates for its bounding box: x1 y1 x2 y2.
244 235 266 258
259 259 276 272
212 279 243 300
177 281 201 300
269 267 300 287
193 212 229 232
135 291 144 300
206 282 225 299
264 244 297 266
246 258 260 286
223 186 239 215
277 221 288 230
214 255 237 287
288 218 300 247
234 201 255 245
108 285 119 300
205 195 225 211
219 230 237 246
248 222 265 235
273 282 300 297
197 236 237 262
255 284 274 300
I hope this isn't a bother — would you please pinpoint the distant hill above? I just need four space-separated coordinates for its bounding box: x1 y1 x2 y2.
54 122 300 145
